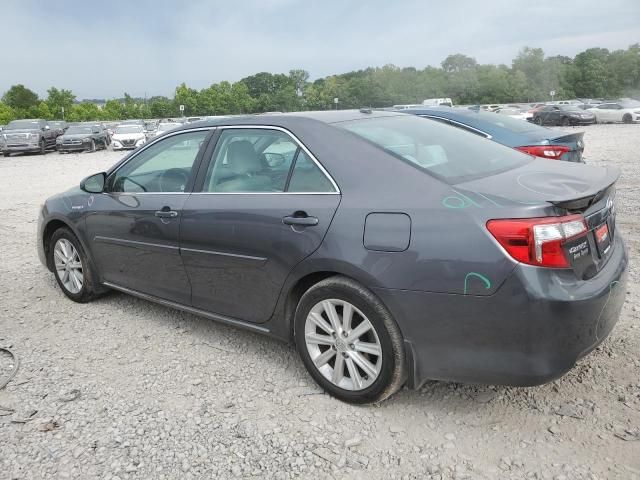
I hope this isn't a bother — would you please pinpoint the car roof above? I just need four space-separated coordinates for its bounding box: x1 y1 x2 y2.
178 109 404 131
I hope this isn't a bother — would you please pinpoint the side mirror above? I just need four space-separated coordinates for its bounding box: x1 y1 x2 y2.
80 172 106 193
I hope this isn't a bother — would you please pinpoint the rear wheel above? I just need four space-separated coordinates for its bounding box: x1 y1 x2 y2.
48 228 102 302
3 152 9 158
294 276 406 404
534 117 543 126
623 113 633 124
561 117 571 126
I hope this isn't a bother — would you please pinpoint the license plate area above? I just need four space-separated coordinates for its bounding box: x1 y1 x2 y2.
595 222 611 257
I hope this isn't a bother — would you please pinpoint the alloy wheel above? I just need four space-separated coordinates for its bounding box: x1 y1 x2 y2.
304 299 382 391
53 238 84 294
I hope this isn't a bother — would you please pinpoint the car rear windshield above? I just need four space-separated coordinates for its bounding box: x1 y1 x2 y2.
338 115 531 183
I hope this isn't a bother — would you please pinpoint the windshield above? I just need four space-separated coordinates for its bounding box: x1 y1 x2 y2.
6 120 40 130
115 126 143 134
338 115 530 183
66 126 92 134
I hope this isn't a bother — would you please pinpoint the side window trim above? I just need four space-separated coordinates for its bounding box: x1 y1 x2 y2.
105 127 216 195
193 125 340 195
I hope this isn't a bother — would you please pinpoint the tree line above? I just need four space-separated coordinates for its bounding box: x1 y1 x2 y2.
1 44 638 124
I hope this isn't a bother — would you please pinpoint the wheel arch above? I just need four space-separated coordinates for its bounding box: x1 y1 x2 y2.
41 216 88 272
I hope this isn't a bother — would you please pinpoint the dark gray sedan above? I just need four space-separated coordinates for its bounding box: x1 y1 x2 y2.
37 111 627 403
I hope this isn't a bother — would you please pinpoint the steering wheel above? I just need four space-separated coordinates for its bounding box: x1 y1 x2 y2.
159 168 189 192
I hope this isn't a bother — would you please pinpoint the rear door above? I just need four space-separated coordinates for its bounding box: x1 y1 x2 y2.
180 126 340 323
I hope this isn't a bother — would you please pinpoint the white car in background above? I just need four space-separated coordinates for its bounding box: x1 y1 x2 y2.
152 122 181 137
494 107 529 121
587 102 640 124
111 125 146 150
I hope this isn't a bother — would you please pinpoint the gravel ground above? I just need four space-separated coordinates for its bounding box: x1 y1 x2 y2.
1 124 639 480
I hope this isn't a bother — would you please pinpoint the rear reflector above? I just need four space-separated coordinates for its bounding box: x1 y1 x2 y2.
486 215 587 268
516 145 570 159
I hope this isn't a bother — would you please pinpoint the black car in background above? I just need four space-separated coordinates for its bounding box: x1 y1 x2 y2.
532 105 596 126
1 119 59 157
56 124 109 153
49 121 68 136
401 107 586 162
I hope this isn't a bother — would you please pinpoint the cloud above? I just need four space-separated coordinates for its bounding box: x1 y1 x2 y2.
2 0 638 98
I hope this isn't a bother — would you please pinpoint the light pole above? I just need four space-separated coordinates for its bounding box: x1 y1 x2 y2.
61 107 65 121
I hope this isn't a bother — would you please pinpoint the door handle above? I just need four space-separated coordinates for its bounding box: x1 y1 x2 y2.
155 209 178 218
283 214 319 227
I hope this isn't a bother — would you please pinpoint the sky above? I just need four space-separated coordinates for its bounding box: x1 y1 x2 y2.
3 0 639 99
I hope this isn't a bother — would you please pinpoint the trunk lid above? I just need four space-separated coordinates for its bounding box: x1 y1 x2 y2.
548 131 585 163
457 159 619 277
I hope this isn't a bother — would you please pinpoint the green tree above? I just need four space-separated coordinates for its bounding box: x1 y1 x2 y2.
46 87 76 119
0 102 15 124
174 83 198 116
2 84 39 110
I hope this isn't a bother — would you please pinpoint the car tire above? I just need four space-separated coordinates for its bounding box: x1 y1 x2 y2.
561 117 571 126
294 276 406 404
48 227 103 303
39 139 46 155
623 113 633 124
3 152 9 158
534 117 543 125
87 140 96 153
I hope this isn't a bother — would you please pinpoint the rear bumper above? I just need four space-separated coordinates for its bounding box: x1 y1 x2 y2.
375 235 628 389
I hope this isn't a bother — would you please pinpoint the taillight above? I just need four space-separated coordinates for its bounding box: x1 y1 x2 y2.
516 145 570 159
486 215 587 268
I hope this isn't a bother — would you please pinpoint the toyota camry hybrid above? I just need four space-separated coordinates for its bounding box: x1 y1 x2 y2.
37 110 627 403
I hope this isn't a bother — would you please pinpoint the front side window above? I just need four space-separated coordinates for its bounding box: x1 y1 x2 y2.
203 128 335 193
108 130 208 193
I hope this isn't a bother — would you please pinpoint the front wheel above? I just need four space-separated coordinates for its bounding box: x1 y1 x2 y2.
39 140 46 155
561 117 571 126
294 276 406 404
534 117 543 125
623 113 633 124
48 228 102 302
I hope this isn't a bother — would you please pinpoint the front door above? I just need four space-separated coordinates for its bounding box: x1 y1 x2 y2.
180 127 340 323
85 129 212 304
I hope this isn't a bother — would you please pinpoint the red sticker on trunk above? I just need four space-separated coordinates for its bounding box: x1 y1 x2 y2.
596 223 609 243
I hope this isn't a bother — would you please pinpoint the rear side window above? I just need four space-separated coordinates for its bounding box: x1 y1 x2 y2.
202 128 336 193
338 115 530 183
288 151 335 192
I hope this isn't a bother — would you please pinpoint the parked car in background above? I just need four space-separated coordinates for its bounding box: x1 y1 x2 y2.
144 120 158 139
401 107 586 162
532 105 596 126
48 121 68 136
111 125 146 150
0 125 5 132
588 102 640 123
422 98 453 107
1 119 59 157
56 124 109 153
152 122 181 137
494 107 529 121
186 117 203 123
37 110 627 403
119 119 145 126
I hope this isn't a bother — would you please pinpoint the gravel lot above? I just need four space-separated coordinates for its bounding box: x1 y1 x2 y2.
1 124 639 480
